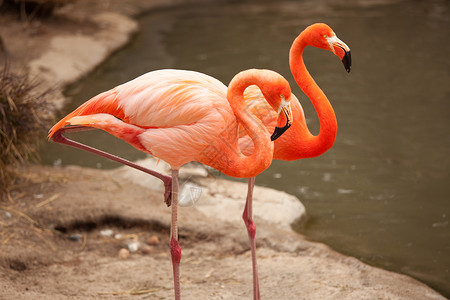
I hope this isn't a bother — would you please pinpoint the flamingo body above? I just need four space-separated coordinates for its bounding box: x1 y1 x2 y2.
50 70 230 169
50 69 291 177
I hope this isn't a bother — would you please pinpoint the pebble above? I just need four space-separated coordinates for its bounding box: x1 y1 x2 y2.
118 248 130 259
69 234 83 242
100 229 114 237
127 240 140 252
141 244 154 255
147 235 160 245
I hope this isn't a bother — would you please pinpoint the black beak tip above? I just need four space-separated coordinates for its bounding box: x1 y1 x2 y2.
270 132 280 141
270 133 278 142
342 50 351 73
270 124 291 141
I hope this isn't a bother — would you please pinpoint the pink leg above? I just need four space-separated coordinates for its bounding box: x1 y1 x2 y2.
170 169 181 300
51 127 173 205
243 177 261 300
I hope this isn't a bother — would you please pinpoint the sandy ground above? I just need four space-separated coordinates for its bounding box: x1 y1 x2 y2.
0 0 447 299
1 163 446 299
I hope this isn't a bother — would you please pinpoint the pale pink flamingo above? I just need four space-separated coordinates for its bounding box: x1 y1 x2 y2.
48 68 293 300
238 23 351 299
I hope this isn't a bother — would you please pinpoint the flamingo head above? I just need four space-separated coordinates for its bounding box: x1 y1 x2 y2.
306 23 352 73
232 69 293 141
257 72 293 141
270 93 293 141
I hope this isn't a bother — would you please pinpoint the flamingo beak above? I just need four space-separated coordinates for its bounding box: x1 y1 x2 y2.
271 96 292 141
326 35 352 73
342 50 351 73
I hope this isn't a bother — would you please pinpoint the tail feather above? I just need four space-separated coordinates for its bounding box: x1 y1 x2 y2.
48 89 125 139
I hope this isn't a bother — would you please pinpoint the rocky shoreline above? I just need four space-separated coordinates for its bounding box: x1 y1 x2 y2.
0 0 446 299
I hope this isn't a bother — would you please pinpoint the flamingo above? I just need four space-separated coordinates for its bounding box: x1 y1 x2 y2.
237 23 351 299
48 68 293 300
49 22 351 299
241 23 351 159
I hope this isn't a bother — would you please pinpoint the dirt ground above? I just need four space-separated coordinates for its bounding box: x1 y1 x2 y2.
0 1 447 299
1 164 446 300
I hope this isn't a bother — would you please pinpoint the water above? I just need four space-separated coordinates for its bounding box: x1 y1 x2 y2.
40 0 450 296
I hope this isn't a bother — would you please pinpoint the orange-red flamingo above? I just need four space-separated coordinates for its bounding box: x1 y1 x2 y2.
48 68 293 300
238 23 351 299
49 22 351 299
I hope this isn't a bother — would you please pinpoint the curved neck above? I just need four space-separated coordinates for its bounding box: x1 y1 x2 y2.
289 33 337 156
219 72 274 178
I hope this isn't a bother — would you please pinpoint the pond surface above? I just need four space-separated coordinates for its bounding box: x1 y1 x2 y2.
40 0 450 296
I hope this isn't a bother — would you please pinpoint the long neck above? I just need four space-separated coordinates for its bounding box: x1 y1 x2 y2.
289 33 337 157
219 72 274 178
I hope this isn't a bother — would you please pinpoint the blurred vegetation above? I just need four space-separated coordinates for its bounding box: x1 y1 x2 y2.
0 62 54 195
0 0 74 20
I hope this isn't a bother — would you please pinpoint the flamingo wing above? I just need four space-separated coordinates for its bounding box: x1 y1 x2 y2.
49 69 235 168
114 70 229 128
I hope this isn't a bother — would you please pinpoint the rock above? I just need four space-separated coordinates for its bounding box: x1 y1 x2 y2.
141 245 154 255
115 158 306 231
118 248 130 259
127 240 140 252
68 234 83 242
28 12 138 97
100 229 114 237
147 235 160 246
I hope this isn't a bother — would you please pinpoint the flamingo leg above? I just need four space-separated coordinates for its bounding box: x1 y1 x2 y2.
170 169 181 300
243 176 261 300
51 127 173 206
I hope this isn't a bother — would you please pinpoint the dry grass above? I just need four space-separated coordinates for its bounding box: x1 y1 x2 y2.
0 0 74 20
0 62 54 195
